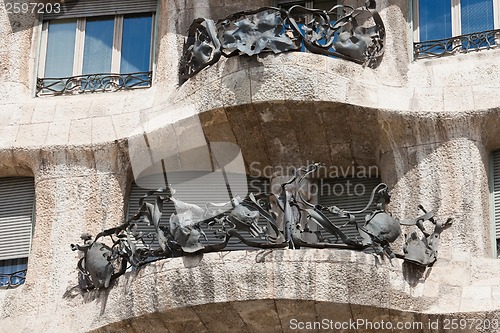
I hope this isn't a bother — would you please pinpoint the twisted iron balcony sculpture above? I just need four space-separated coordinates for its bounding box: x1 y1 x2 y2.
71 163 452 291
179 1 385 83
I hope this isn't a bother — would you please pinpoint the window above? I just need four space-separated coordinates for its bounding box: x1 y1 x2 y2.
276 0 341 21
37 0 157 95
413 0 500 57
318 177 381 244
0 178 35 288
127 172 270 253
491 150 500 258
276 0 339 11
276 0 341 50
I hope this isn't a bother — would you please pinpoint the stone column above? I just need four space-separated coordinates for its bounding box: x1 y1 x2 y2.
1 145 130 329
378 114 490 260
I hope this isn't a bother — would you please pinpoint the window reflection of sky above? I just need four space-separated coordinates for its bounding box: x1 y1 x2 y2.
0 258 27 287
45 19 76 77
419 0 452 41
82 17 114 74
461 0 494 34
121 14 153 74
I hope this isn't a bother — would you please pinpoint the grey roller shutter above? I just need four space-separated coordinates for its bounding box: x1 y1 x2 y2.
43 0 157 20
127 172 270 251
0 178 35 261
492 151 500 239
318 177 381 243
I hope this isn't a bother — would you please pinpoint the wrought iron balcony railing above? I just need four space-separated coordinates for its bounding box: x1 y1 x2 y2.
71 163 453 291
0 269 26 289
36 71 152 96
414 29 500 59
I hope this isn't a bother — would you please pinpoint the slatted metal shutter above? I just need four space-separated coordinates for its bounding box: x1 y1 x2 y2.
492 151 500 240
318 177 381 243
127 172 271 251
44 0 158 20
0 178 35 261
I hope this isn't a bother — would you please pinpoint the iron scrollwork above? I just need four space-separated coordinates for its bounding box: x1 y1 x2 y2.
71 163 452 291
179 1 385 83
36 71 152 96
414 29 499 59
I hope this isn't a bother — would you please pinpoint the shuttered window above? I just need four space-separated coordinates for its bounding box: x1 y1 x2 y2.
43 0 157 20
491 150 500 257
127 172 270 251
318 177 381 243
0 177 35 288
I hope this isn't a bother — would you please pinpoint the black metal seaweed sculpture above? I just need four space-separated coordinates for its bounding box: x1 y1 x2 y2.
71 163 453 290
179 0 385 83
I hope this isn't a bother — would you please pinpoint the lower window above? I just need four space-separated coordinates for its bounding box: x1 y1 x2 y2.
0 258 28 288
491 150 500 257
0 177 35 288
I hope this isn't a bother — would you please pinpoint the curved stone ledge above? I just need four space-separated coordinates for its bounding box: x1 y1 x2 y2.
91 300 500 333
2 249 500 332
0 48 499 151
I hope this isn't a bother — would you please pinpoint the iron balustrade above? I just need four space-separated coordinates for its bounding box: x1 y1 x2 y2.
414 29 500 59
36 71 152 96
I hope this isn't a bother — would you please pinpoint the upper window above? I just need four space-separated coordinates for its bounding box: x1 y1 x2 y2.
0 177 35 288
37 0 157 96
276 0 340 19
277 0 338 10
276 0 341 49
414 0 499 58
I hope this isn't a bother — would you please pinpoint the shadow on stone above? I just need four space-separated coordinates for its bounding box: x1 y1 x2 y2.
402 261 428 287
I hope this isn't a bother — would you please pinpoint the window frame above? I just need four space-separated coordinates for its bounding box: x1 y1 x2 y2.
490 150 500 258
275 0 339 9
37 11 157 95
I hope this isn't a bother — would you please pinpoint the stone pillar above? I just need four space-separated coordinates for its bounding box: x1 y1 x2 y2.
1 145 130 326
379 115 491 260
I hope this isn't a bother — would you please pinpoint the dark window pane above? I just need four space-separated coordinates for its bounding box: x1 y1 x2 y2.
0 258 28 287
419 0 452 41
314 0 338 12
120 13 153 87
278 1 306 11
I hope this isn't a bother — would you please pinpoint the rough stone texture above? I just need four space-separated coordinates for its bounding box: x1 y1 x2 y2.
1 0 500 331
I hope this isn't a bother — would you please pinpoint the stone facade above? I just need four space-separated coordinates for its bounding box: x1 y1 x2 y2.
1 0 500 332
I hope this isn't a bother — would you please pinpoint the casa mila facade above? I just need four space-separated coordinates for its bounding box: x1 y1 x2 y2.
1 0 500 332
